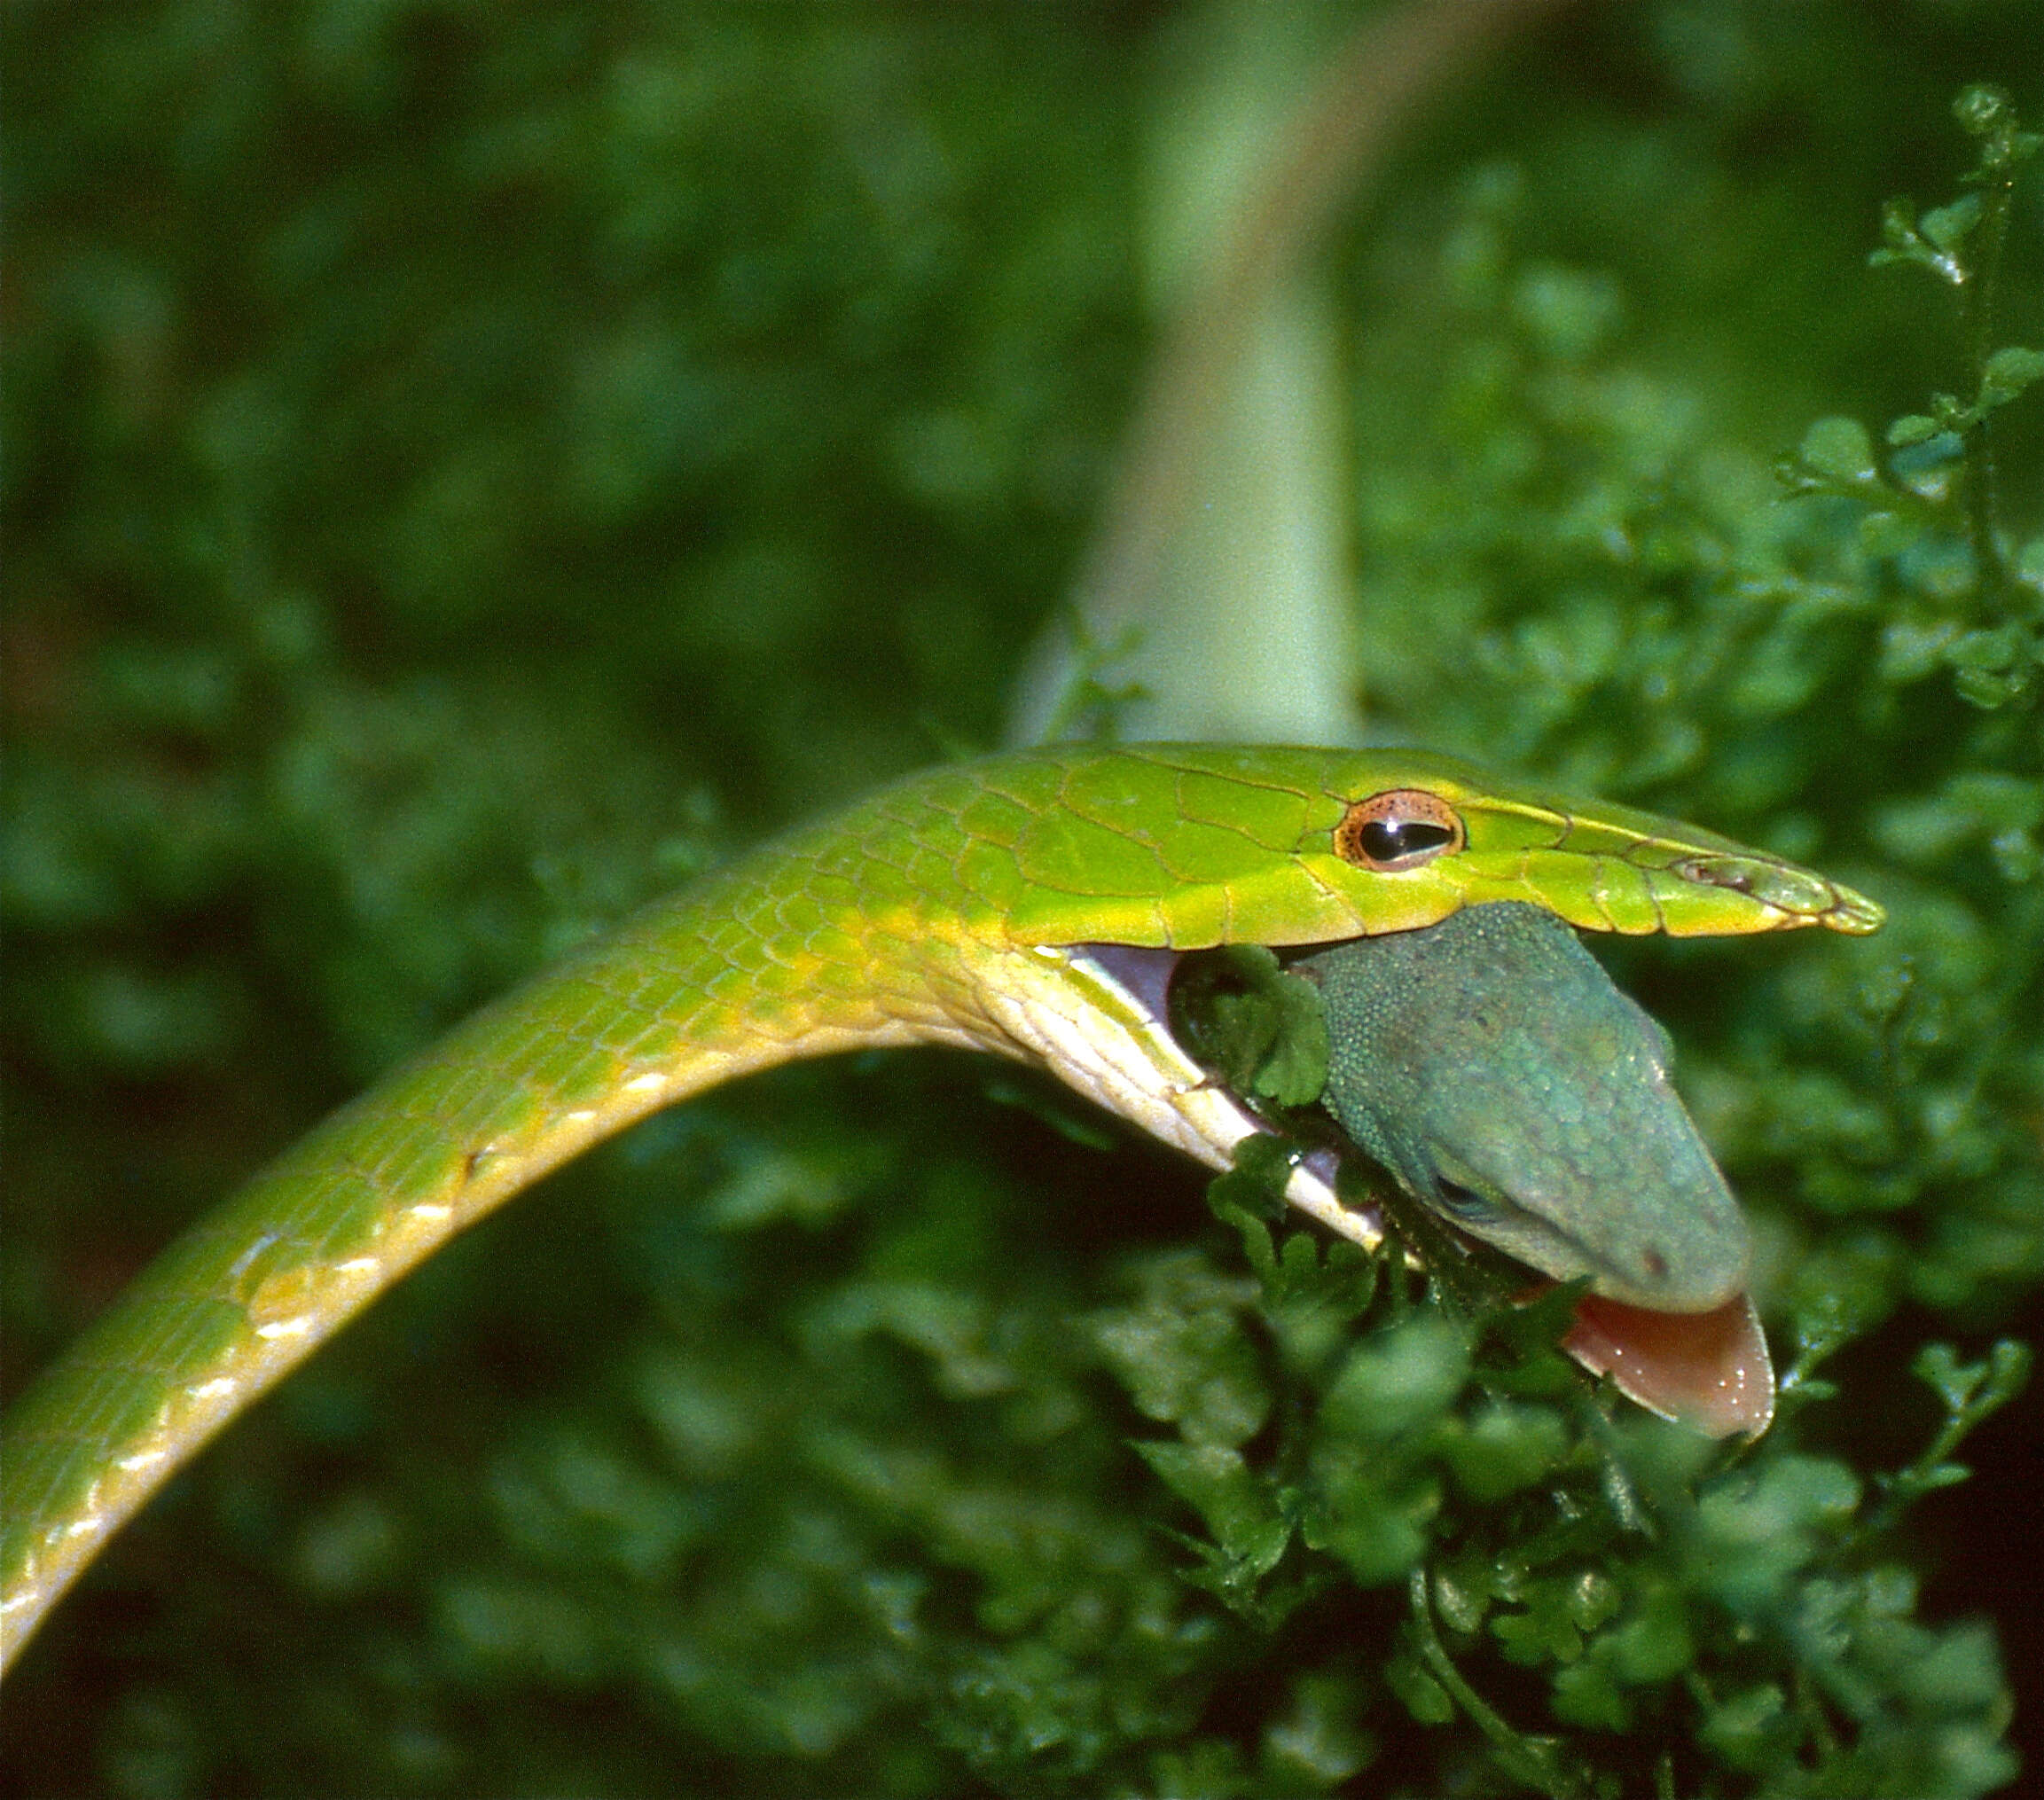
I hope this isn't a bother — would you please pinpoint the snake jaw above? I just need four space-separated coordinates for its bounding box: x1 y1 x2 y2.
979 944 1387 1250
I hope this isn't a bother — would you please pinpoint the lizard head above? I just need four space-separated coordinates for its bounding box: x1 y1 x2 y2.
1294 901 1750 1313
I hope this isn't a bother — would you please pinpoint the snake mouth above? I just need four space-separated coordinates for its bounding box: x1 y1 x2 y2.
1022 943 1387 1252
1072 942 1181 1027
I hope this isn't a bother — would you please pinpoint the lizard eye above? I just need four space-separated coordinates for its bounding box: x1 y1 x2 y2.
1432 1178 1501 1226
1335 789 1465 871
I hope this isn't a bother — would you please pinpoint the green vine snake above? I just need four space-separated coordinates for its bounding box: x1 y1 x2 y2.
0 741 1882 1672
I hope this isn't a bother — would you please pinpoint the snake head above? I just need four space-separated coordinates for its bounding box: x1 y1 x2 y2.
1303 754 1887 942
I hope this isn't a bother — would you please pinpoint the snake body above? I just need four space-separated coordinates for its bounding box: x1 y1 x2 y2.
0 743 1881 1671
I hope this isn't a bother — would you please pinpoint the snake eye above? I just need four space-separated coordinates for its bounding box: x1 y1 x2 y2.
1334 789 1465 871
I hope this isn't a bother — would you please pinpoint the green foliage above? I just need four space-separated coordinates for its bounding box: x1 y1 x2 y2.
5 6 2041 1797
1351 80 2044 1334
1168 943 1332 1112
1339 61 2041 1795
1785 83 2044 705
1099 1174 2024 1797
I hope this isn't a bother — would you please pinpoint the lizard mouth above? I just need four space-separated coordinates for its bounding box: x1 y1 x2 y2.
1562 1290 1773 1438
1048 943 1774 1439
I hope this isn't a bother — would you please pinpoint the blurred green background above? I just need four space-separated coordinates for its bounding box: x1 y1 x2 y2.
4 3 2041 1795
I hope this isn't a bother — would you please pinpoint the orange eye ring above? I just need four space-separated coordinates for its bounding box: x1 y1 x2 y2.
1334 788 1466 871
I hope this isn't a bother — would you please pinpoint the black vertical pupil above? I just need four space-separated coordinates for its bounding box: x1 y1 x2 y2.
1360 818 1453 862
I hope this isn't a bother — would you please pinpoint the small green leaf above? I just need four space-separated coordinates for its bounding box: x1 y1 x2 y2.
1872 196 1927 259
1511 263 1625 362
1886 413 1943 447
1305 1471 1439 1585
1954 82 2016 140
1981 346 2044 407
1956 669 2029 708
1261 1674 1375 1787
1920 193 1984 252
1171 944 1330 1109
1935 390 1977 427
1697 1684 1791 1775
1439 1400 1569 1501
1797 415 1878 485
1603 1587 1695 1684
1693 1456 1862 1612
1981 1339 2034 1411
1568 1570 1620 1634
1249 978 1332 1107
1257 1232 1381 1374
1990 828 2042 883
1385 1652 1455 1726
1091 1274 1271 1448
1878 617 1960 683
1859 509 1920 559
1870 197 1965 282
2017 536 2044 599
1946 630 2034 707
1133 1440 1292 1576
1492 1576 1594 1666
1322 1312 1472 1444
1550 1659 1628 1732
1946 627 2022 674
1208 1131 1296 1226
1431 1564 1492 1636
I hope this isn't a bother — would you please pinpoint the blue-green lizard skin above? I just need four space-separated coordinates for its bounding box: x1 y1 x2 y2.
1296 902 1747 1312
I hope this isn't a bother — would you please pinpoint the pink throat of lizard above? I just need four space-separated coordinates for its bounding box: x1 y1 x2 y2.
1562 1290 1775 1438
